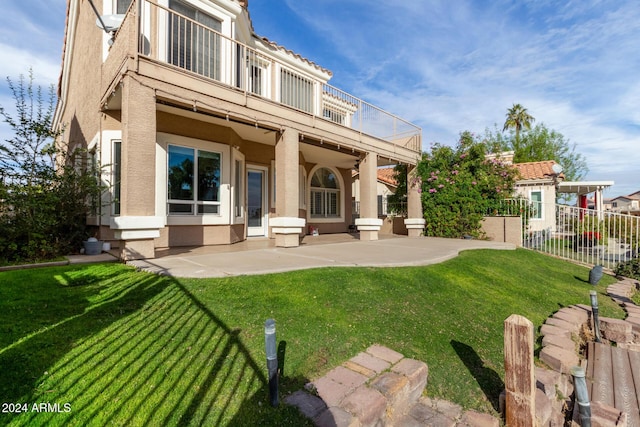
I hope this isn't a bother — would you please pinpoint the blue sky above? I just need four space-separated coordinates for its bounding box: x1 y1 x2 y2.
1 0 638 197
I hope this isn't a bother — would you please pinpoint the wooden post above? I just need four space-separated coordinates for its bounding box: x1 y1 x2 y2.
504 314 536 427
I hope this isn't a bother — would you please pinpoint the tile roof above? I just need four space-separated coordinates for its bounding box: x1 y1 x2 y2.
512 161 564 181
352 168 398 187
376 168 398 186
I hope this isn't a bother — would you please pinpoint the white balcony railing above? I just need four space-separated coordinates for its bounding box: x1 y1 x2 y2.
131 0 421 152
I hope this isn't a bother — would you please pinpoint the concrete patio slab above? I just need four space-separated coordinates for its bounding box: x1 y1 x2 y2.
128 236 515 278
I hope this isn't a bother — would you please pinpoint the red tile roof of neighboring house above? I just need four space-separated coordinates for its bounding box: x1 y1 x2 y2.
352 168 398 187
376 168 398 186
512 161 564 181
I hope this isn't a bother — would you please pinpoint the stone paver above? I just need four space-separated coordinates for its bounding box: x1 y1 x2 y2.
287 344 499 426
341 385 387 426
349 351 391 374
366 344 404 364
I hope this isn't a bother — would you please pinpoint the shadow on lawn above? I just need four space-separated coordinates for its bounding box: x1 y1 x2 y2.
450 340 504 411
0 264 310 426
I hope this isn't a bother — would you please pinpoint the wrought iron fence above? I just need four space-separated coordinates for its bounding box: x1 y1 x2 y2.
503 200 640 270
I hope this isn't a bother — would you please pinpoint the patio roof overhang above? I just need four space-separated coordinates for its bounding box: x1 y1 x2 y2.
557 181 614 195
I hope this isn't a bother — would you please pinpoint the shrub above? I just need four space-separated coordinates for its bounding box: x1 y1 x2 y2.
0 70 102 264
615 258 640 281
416 131 518 238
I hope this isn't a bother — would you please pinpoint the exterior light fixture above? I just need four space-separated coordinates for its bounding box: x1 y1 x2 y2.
589 291 601 343
264 318 278 406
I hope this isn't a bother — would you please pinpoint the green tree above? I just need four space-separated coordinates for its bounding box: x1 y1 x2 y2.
417 131 518 238
0 70 102 264
483 123 588 181
503 103 535 144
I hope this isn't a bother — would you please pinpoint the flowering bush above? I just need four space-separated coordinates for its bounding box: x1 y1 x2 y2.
417 132 518 238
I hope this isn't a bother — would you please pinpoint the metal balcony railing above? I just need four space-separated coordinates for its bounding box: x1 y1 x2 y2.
129 0 421 152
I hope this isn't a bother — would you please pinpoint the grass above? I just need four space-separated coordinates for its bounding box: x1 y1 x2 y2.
0 249 622 426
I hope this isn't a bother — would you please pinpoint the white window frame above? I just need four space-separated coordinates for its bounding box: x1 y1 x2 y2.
299 166 307 210
307 165 345 223
231 148 245 224
157 133 230 226
167 144 223 216
530 190 543 220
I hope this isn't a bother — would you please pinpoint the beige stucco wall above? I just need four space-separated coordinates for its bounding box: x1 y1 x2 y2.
56 0 104 152
481 216 522 246
514 182 556 232
157 224 244 247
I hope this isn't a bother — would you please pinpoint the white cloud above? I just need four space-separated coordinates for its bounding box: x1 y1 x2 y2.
0 42 60 87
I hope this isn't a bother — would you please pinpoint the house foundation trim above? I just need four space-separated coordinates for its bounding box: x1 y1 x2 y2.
404 218 426 238
270 217 306 232
271 217 305 248
110 216 165 240
355 218 383 231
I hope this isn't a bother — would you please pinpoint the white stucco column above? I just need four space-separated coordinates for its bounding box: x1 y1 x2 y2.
115 76 163 260
404 165 425 237
355 152 382 240
273 128 304 247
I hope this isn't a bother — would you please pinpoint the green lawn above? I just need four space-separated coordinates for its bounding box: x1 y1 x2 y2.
0 249 622 426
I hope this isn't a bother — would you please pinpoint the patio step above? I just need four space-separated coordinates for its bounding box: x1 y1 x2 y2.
285 344 499 426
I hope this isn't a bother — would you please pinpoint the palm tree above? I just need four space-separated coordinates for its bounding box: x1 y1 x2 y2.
503 103 535 142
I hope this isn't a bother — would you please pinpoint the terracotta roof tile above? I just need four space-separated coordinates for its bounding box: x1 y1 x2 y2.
352 168 398 186
376 168 398 186
512 161 564 181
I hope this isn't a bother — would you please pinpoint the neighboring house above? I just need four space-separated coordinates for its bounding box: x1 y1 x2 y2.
53 0 424 259
610 192 640 216
512 160 564 233
352 167 399 217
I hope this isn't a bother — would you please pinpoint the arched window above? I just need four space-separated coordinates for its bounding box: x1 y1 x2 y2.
310 168 340 218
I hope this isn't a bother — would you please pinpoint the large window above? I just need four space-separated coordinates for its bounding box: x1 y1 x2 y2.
310 168 340 218
169 0 222 80
168 145 221 215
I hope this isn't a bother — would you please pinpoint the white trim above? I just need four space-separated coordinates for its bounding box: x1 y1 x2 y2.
529 189 543 221
307 165 345 223
355 218 383 231
271 217 305 236
111 216 165 229
404 218 426 229
231 147 245 224
246 164 269 237
270 217 305 227
299 165 307 210
114 229 161 240
157 132 231 225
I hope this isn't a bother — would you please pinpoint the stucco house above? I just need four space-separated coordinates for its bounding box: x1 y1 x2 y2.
53 0 424 259
512 160 564 232
610 192 640 216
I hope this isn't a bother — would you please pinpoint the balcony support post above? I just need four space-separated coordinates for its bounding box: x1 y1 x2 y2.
273 128 304 247
355 152 382 240
405 165 425 237
115 75 161 260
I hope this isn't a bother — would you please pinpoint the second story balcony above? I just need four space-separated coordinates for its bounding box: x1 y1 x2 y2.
103 0 421 159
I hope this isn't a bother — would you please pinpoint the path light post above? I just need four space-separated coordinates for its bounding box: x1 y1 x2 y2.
590 291 601 343
571 366 591 427
264 318 278 407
